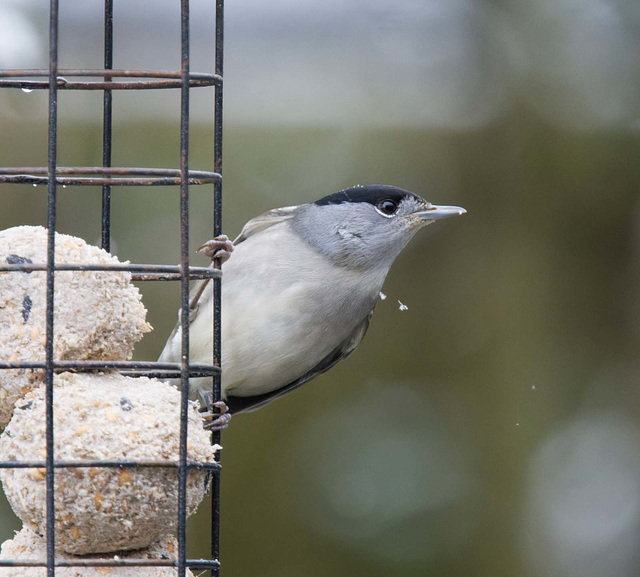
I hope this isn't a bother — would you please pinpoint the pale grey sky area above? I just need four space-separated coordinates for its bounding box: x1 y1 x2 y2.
0 0 639 129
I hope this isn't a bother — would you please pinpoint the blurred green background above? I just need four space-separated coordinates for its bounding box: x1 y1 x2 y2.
1 1 640 576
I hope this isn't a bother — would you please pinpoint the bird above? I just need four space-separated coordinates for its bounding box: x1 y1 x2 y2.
159 184 466 428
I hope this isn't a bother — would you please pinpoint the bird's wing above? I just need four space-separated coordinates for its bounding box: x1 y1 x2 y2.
233 205 301 245
225 310 374 414
173 205 304 321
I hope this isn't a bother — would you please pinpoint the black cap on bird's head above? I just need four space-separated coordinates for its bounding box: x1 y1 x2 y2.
315 184 422 208
315 184 466 222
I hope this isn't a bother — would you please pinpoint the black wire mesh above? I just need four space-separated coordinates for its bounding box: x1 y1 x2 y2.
0 1 224 575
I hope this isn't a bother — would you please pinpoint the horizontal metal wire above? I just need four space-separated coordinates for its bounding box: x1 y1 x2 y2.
0 361 220 378
0 262 220 281
0 166 221 186
0 460 221 471
0 558 221 569
0 68 221 90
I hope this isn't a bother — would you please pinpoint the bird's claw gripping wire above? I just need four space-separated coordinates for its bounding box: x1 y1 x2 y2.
201 391 231 431
197 235 234 267
188 235 235 314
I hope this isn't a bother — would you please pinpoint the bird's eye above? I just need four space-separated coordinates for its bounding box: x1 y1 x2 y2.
377 199 398 216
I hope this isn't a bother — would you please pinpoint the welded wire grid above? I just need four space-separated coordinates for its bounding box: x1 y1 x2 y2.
0 1 224 575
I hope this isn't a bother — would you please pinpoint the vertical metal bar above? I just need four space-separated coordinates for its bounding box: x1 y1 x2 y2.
211 0 224 571
45 1 60 576
178 2 191 577
101 0 113 251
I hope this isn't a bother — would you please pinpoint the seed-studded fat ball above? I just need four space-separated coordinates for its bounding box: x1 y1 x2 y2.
0 373 219 555
0 226 152 426
0 527 194 577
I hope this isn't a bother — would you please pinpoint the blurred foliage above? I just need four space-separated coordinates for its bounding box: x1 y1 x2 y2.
0 113 639 576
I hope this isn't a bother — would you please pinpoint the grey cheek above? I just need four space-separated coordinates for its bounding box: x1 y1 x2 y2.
338 227 362 241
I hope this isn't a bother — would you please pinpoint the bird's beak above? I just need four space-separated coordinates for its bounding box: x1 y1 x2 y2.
414 204 467 220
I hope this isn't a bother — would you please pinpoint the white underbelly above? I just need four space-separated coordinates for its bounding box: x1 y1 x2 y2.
221 279 355 396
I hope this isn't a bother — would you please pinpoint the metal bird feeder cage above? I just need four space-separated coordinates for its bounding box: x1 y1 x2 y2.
0 0 224 575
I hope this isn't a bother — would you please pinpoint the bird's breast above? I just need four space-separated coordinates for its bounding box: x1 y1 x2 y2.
189 223 384 399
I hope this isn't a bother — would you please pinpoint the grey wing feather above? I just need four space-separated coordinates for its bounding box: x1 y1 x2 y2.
226 310 374 414
233 205 301 245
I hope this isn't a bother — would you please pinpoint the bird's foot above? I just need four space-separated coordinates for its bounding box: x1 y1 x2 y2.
201 392 231 431
198 235 234 267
